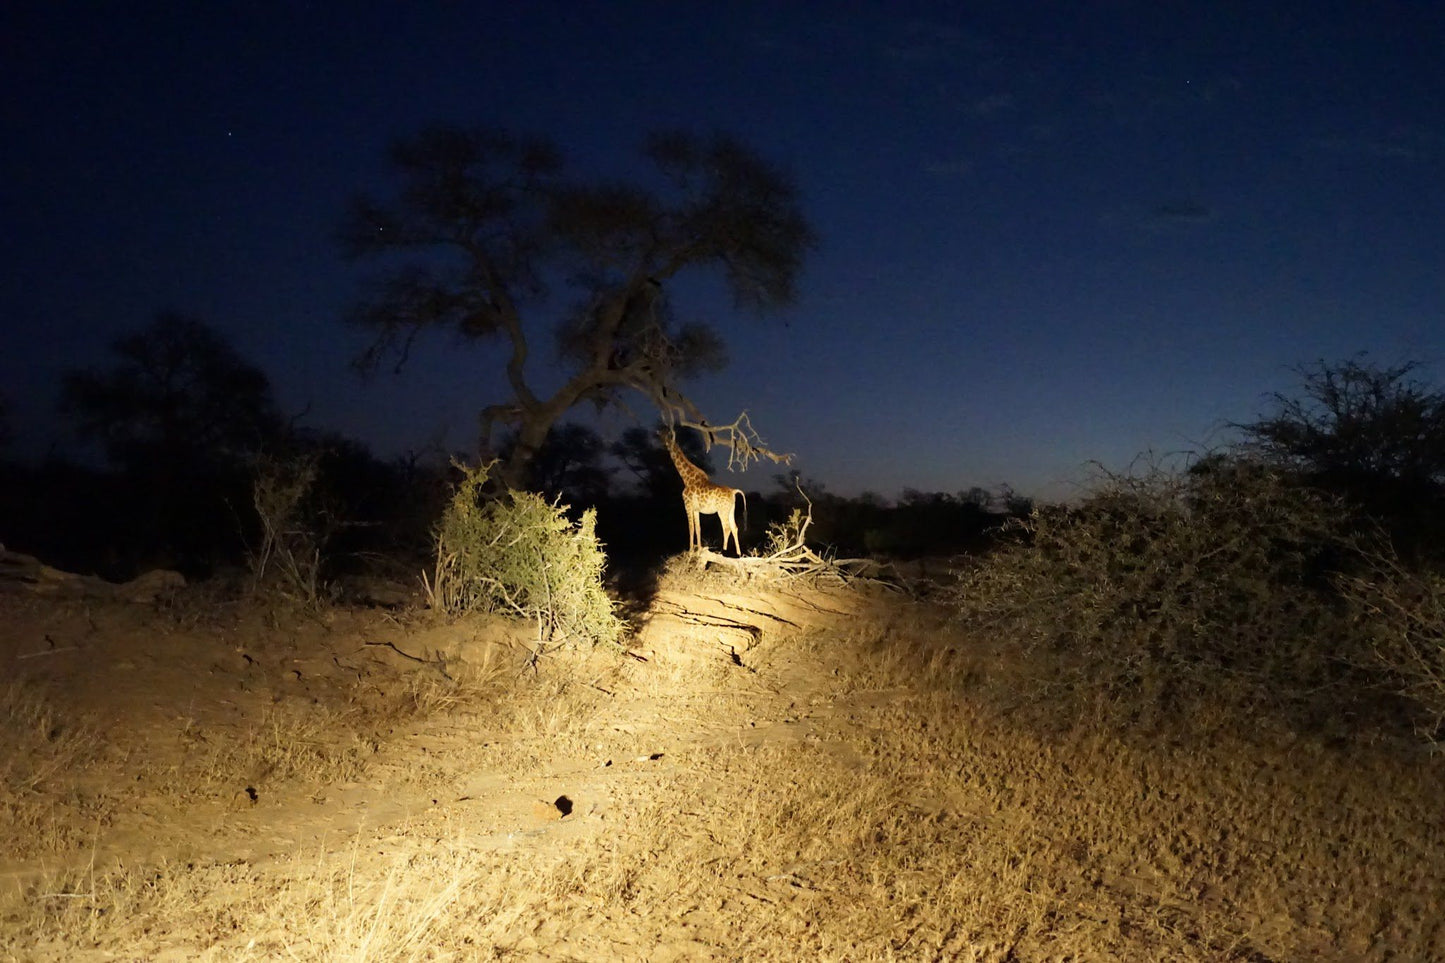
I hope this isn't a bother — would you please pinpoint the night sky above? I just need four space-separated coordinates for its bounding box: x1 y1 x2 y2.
5 2 1443 500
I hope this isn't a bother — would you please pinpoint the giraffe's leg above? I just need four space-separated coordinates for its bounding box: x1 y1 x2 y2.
730 491 745 554
721 506 738 555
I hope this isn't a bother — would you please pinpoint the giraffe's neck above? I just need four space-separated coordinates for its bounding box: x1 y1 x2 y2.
665 438 708 488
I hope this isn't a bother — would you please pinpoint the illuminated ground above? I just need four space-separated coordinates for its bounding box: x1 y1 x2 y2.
2 569 1443 960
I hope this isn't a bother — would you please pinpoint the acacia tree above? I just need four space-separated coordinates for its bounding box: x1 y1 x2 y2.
340 126 813 490
1235 358 1445 558
1237 359 1445 500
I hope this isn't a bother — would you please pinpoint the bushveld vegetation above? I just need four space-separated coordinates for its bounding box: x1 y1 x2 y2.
950 459 1366 724
424 461 623 648
5 302 1445 959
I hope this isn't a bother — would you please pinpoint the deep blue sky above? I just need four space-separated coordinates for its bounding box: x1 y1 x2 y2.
4 2 1443 500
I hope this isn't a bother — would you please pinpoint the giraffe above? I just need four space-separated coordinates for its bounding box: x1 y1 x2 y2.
659 427 746 555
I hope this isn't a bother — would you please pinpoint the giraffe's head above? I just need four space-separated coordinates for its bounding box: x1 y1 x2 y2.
658 425 690 459
658 426 711 484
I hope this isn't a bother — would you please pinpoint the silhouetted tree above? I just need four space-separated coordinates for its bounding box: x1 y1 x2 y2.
60 312 281 472
57 312 283 572
773 469 829 503
998 484 1034 517
611 424 713 502
1238 359 1445 490
959 486 992 509
340 126 813 490
1235 357 1445 555
1231 355 1445 494
247 429 448 582
500 422 612 507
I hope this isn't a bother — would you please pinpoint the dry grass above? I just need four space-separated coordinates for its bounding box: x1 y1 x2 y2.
756 618 1445 959
10 687 1441 960
4 583 1444 960
0 681 112 862
174 703 378 797
0 681 101 796
654 550 740 594
10 841 488 962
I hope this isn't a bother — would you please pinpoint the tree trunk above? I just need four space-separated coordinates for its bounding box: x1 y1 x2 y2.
500 400 572 491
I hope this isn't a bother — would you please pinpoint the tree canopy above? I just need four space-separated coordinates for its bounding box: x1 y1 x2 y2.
340 126 814 489
59 312 281 472
54 313 284 573
1235 357 1445 557
1237 358 1445 496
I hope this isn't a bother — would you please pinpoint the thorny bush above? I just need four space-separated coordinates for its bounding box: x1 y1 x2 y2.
948 458 1369 721
426 462 622 647
1340 553 1445 740
247 451 330 607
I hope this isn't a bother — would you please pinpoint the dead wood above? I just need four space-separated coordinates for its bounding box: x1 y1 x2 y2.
684 492 903 591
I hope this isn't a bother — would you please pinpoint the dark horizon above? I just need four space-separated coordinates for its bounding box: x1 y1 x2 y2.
5 2 1443 502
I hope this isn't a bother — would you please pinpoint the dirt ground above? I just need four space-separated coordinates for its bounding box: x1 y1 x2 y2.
3 563 1444 961
0 568 901 960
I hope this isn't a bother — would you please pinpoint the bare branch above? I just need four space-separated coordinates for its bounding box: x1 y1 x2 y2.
675 411 792 472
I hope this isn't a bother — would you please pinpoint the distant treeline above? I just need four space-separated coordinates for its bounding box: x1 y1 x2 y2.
5 314 1444 591
0 431 1030 582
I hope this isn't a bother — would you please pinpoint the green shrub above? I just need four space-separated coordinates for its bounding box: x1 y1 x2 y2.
426 462 622 647
948 458 1363 716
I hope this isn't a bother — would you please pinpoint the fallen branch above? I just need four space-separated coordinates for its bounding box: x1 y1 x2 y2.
362 639 431 663
693 548 889 585
688 486 902 590
361 639 454 680
16 646 79 661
